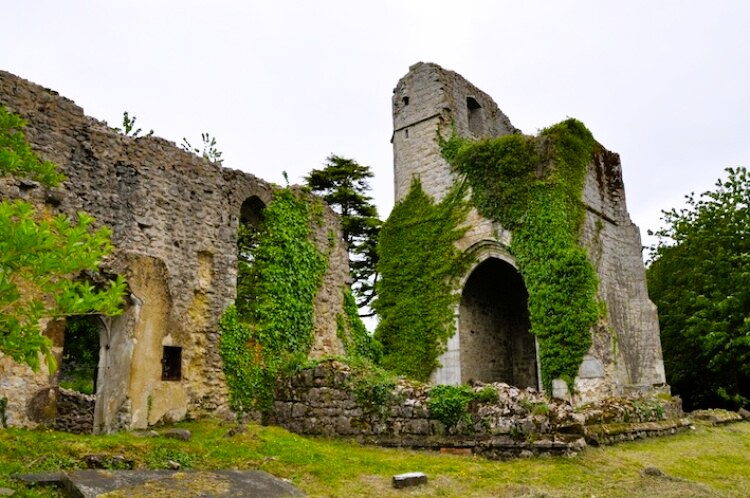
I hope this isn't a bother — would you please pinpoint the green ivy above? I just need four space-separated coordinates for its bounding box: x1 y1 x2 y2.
336 289 382 363
219 188 328 414
373 179 472 381
441 118 600 393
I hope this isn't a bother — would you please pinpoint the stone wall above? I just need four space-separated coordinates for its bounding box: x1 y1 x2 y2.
0 71 351 431
391 62 667 402
271 361 688 459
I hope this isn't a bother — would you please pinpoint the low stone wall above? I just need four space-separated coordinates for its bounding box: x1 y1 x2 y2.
55 388 95 434
271 361 687 459
25 387 95 434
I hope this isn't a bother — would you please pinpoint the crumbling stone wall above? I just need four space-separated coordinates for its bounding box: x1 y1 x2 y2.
0 71 350 431
391 62 667 401
271 361 687 459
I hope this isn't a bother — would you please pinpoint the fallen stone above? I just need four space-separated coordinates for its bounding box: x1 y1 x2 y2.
162 428 191 441
167 460 181 470
11 472 65 486
642 466 663 477
392 472 427 489
64 469 303 497
738 407 750 420
0 487 15 496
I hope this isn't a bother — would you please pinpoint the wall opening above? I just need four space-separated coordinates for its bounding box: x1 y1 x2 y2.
466 96 484 137
459 258 538 388
60 315 105 395
161 346 182 381
237 195 266 315
402 96 410 106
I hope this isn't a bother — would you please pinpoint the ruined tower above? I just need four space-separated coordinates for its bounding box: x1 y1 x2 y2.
392 62 667 401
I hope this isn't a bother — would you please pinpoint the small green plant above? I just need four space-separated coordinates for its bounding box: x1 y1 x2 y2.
428 385 476 429
145 447 194 469
348 358 397 417
475 386 498 404
115 111 153 137
181 132 222 164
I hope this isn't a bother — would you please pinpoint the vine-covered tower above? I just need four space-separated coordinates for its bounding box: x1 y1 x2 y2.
391 62 667 402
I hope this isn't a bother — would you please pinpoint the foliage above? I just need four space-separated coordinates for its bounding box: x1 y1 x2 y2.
0 105 64 185
220 188 328 413
0 105 126 371
2 419 750 497
306 154 381 311
441 118 599 393
647 166 750 410
336 289 382 363
373 179 471 381
475 386 498 404
347 357 397 417
114 111 153 138
181 132 223 165
428 384 476 429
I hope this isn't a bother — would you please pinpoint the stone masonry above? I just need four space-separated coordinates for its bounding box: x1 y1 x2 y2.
271 360 688 459
392 62 667 402
0 71 350 432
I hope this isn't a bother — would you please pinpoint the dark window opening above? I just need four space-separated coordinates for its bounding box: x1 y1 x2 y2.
402 96 410 106
404 129 409 139
467 97 484 137
161 346 182 381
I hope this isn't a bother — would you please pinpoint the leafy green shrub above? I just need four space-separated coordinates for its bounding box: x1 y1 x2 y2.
428 385 477 429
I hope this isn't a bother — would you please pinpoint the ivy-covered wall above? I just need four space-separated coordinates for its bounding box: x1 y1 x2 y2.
388 62 667 401
441 119 600 393
373 180 471 381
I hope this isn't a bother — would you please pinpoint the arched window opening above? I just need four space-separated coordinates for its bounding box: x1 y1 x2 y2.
237 196 266 317
466 96 484 137
459 258 537 388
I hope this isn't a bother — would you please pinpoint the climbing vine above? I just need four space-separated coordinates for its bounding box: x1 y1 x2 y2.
219 188 328 414
441 118 600 393
336 289 382 363
373 179 471 381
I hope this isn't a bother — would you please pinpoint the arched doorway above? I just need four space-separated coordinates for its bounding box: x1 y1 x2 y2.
459 257 538 388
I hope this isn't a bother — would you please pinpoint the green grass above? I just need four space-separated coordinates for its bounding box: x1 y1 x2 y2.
1 420 749 497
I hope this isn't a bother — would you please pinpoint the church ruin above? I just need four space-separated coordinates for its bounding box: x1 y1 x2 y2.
0 70 351 432
0 62 670 434
392 62 667 401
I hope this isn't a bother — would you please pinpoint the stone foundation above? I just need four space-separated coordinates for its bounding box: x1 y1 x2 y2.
272 361 688 459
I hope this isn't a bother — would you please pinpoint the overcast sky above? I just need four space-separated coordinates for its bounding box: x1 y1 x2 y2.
4 1 749 249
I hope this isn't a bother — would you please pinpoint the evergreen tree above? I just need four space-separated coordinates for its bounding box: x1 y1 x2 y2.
306 155 381 311
0 105 126 371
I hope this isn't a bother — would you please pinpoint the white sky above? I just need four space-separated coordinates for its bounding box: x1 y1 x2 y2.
4 1 750 249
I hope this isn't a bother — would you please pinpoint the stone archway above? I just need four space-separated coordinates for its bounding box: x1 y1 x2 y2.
458 257 538 388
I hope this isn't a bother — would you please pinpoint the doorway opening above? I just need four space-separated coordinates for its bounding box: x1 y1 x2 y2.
459 257 538 388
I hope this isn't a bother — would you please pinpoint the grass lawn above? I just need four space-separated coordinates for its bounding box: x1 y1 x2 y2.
0 419 748 497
